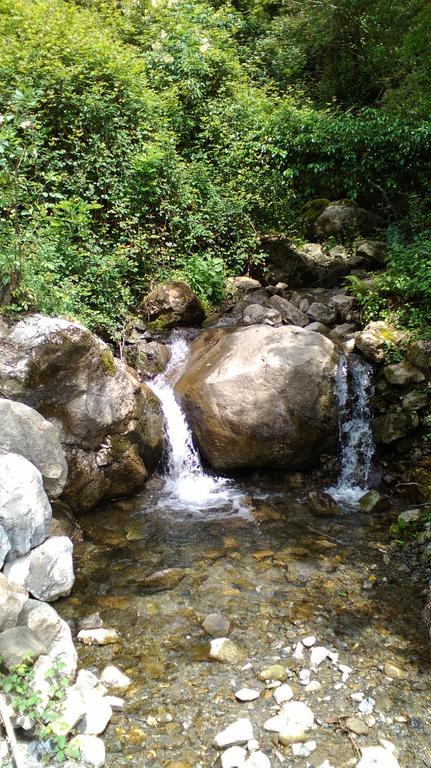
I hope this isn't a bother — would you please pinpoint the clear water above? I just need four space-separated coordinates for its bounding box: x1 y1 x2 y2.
147 333 248 516
328 354 374 506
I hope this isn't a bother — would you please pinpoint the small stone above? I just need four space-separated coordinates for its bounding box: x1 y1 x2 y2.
292 740 316 757
210 638 245 665
77 628 119 646
257 664 287 682
214 719 254 748
100 665 131 690
358 746 400 768
141 567 186 590
69 735 105 768
203 613 231 637
235 688 260 702
273 684 294 705
346 716 370 736
305 680 322 693
358 697 375 715
264 716 287 734
247 740 260 752
298 669 311 686
244 752 271 768
104 696 124 711
339 663 353 682
302 635 316 647
398 509 421 524
359 490 381 512
272 700 314 742
383 662 406 680
293 642 304 660
310 646 329 667
78 613 103 631
221 746 247 768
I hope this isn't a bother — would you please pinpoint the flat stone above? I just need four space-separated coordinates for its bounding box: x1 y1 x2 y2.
358 746 400 768
69 735 105 768
221 746 247 768
77 628 120 646
202 613 231 637
346 716 370 736
302 635 316 647
209 638 244 665
257 664 287 682
141 567 187 590
78 613 103 631
235 688 260 702
100 665 131 690
214 719 254 748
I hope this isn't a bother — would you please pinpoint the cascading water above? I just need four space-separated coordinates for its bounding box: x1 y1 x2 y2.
328 354 374 505
148 333 247 514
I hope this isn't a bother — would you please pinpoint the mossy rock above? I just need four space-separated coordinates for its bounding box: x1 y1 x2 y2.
299 198 331 224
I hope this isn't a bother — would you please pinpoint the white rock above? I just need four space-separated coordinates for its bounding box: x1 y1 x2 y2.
263 715 287 733
310 646 329 667
280 700 314 729
351 691 364 702
302 635 316 647
359 697 375 715
0 453 52 559
292 740 316 757
244 751 271 768
273 684 294 705
77 628 119 645
298 669 311 686
305 680 322 693
214 719 254 748
100 665 131 690
235 688 260 702
77 693 113 735
104 695 124 711
357 746 400 768
69 734 105 768
268 700 314 742
293 642 304 660
221 746 247 768
76 669 99 690
52 688 87 736
0 524 10 569
339 663 352 682
247 740 260 752
19 598 77 678
4 536 74 602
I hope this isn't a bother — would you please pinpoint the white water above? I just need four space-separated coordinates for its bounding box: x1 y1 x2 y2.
148 333 247 514
328 354 374 505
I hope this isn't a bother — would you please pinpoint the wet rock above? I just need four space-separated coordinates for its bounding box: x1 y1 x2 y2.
141 567 187 591
310 646 330 667
69 734 105 768
384 361 425 385
308 491 339 516
209 638 245 665
131 340 171 377
221 746 247 767
0 573 28 631
0 398 67 498
78 613 104 631
0 453 52 560
214 718 254 748
243 304 282 327
406 339 431 371
176 325 338 472
4 536 74 602
266 700 314 743
140 279 205 329
346 716 370 735
373 411 419 444
202 613 231 637
307 302 337 326
383 662 406 680
402 390 428 410
265 296 309 327
100 665 131 690
235 688 260 702
244 752 271 768
355 322 403 363
359 490 382 513
77 628 120 646
357 746 400 768
0 626 47 669
257 664 288 682
273 684 294 704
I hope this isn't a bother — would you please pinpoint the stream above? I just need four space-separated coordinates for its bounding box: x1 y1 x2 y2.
57 336 431 768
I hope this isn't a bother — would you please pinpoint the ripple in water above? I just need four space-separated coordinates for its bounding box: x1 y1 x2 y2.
148 333 249 517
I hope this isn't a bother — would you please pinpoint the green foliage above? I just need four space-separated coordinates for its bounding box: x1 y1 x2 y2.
390 508 431 545
0 657 80 764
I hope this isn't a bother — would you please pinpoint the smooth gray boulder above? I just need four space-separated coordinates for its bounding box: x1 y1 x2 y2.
242 304 282 326
0 453 51 560
176 325 338 471
0 573 28 631
4 536 74 602
0 626 47 670
315 202 383 239
19 598 77 678
0 314 163 511
0 398 67 498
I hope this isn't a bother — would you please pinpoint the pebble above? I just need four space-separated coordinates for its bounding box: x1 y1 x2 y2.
302 635 316 647
298 669 311 686
339 664 353 682
383 662 406 680
100 665 131 690
357 746 400 768
247 740 260 752
305 680 322 693
310 646 329 667
292 740 316 757
257 664 287 682
203 613 231 637
244 752 271 768
273 684 294 705
358 697 375 715
346 716 370 736
293 642 304 660
235 688 260 702
78 613 103 631
214 719 254 748
77 628 119 646
210 638 244 665
221 746 247 768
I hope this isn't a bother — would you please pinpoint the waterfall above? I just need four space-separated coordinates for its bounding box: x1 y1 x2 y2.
148 333 246 513
328 354 374 505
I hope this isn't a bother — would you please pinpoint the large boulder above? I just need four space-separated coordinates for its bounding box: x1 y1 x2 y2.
0 573 28 632
354 321 403 363
0 315 163 511
0 398 67 498
0 453 52 560
19 598 78 678
175 325 338 471
314 202 383 239
4 536 75 603
140 280 205 329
